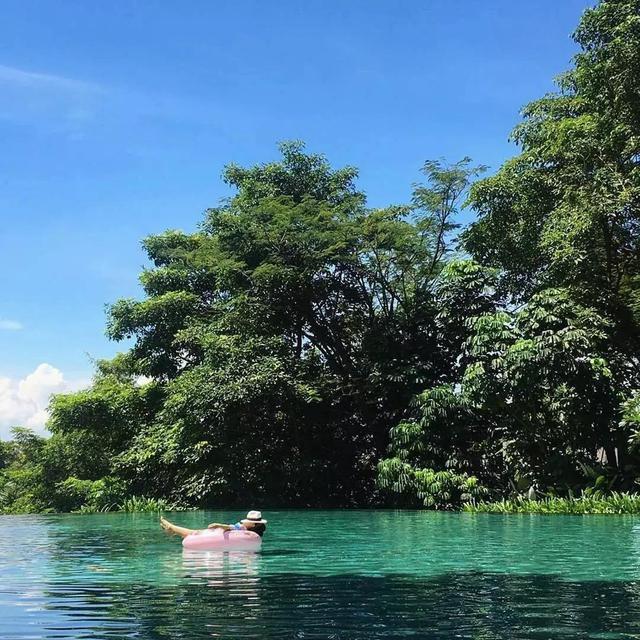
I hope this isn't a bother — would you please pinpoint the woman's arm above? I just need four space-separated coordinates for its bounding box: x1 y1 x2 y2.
207 522 237 530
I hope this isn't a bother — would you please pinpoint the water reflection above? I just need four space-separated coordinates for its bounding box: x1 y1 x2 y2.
182 549 261 583
13 571 640 639
180 550 263 627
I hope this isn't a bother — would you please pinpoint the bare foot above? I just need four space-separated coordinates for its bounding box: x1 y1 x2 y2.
160 516 174 534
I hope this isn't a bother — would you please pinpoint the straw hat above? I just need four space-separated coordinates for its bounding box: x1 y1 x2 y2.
241 510 267 524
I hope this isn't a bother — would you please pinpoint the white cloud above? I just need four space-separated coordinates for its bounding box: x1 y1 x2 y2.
0 364 89 439
0 319 22 331
0 62 239 141
0 64 100 93
0 63 104 138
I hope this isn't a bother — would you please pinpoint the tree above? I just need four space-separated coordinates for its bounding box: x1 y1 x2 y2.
379 0 640 507
464 0 640 347
379 286 633 506
29 143 484 509
465 0 640 483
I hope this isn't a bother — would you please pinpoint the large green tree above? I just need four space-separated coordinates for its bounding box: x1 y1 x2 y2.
379 0 640 507
465 0 640 333
10 143 483 511
466 0 640 474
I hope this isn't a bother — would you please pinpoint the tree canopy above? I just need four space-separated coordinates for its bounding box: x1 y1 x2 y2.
380 0 640 507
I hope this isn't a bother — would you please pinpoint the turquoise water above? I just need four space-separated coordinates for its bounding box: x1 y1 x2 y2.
2 510 640 639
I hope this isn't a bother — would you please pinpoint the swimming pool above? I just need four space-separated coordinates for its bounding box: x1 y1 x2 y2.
1 509 639 638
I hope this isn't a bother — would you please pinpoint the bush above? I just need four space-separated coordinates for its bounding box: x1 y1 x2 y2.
463 492 640 514
118 496 185 512
0 466 52 514
75 495 188 513
377 457 488 509
57 476 127 512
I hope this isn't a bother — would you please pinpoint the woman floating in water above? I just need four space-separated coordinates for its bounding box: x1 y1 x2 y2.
161 510 268 539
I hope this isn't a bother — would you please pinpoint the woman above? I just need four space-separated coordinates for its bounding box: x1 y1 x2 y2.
160 510 268 538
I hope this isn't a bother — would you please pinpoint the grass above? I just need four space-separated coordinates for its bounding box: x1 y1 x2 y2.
463 492 640 515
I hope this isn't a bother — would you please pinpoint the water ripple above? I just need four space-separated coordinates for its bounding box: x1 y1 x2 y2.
1 511 640 638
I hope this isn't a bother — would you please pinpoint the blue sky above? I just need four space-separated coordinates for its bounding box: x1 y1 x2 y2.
0 0 592 432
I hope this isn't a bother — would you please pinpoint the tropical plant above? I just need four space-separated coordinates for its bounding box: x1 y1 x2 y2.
464 492 640 515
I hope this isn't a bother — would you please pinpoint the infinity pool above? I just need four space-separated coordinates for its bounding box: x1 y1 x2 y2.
1 510 640 638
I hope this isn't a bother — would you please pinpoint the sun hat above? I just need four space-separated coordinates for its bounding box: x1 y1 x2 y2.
242 510 267 524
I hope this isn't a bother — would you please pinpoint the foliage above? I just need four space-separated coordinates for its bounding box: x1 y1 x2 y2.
378 0 640 508
464 492 640 515
80 143 486 508
117 496 186 513
463 0 640 381
465 0 640 314
377 457 487 509
0 143 485 511
0 428 51 514
56 476 127 513
622 390 640 449
378 284 636 504
73 496 186 514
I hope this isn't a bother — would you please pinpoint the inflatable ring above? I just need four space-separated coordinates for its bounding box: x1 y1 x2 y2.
182 528 262 551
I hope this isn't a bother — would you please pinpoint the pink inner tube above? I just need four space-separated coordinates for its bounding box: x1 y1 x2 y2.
182 528 262 551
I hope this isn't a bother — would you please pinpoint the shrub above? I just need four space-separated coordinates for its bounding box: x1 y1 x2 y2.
463 492 640 515
118 496 186 512
377 457 488 509
57 476 127 512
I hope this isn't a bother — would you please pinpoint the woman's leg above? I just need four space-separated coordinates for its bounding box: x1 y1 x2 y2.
160 516 197 538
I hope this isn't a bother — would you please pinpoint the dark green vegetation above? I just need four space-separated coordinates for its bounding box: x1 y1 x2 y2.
2 0 640 513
